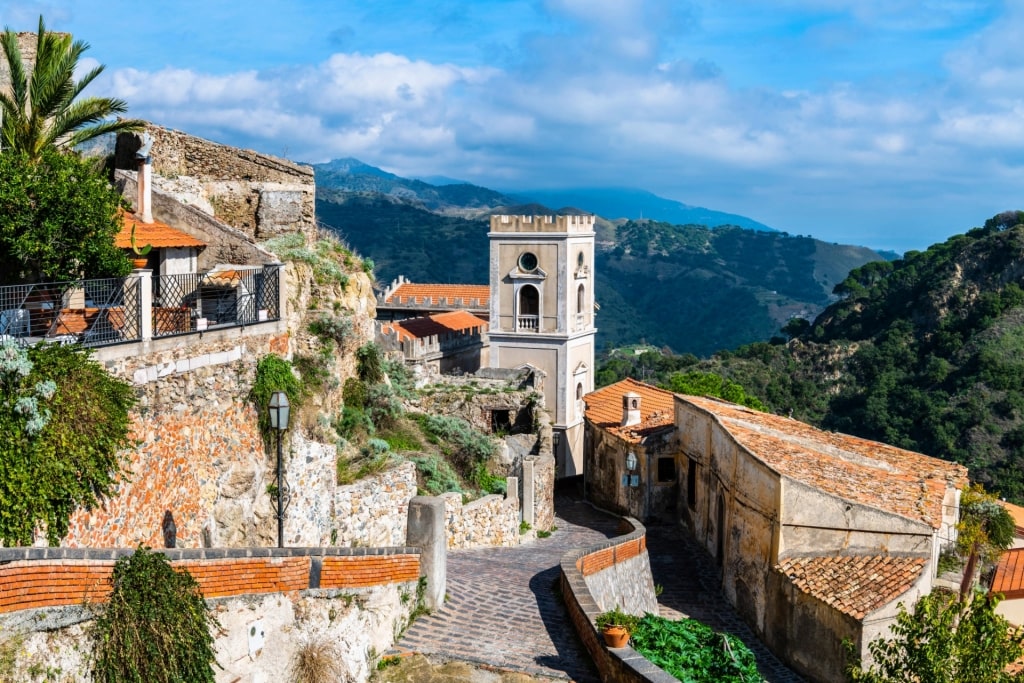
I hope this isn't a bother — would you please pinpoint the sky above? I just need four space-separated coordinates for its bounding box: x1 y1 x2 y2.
4 1 1024 252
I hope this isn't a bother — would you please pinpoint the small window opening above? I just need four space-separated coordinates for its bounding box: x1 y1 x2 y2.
657 457 676 483
687 459 697 509
491 409 512 434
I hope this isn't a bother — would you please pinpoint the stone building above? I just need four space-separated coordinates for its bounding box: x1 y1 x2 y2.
377 215 597 478
584 378 968 683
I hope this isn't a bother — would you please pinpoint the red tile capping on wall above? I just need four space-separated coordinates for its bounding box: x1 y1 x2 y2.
561 518 677 683
0 547 421 616
320 555 420 588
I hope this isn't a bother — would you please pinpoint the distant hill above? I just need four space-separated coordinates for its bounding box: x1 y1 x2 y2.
516 187 777 233
316 191 884 355
313 159 517 215
629 211 1024 501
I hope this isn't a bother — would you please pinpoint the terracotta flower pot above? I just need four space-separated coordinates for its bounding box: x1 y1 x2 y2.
131 258 149 269
602 625 629 648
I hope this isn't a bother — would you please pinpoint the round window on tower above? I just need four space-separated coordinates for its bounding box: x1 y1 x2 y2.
519 251 539 272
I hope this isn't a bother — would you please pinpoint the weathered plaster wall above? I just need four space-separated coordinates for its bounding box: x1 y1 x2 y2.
115 125 316 241
780 478 936 558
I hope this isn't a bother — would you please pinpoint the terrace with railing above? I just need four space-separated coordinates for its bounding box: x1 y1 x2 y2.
0 264 282 348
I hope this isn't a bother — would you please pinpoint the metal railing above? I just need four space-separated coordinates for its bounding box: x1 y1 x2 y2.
0 278 141 347
153 266 280 338
0 264 281 348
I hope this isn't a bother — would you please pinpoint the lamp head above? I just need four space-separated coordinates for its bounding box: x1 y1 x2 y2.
268 391 290 431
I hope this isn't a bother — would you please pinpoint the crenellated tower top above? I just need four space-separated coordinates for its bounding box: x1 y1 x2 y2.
489 214 595 235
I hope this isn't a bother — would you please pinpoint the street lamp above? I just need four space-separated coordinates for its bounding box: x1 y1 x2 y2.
625 451 638 516
268 391 291 548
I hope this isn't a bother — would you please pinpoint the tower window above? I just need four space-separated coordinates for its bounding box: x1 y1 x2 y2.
577 284 585 314
519 285 539 315
518 252 538 272
577 252 585 267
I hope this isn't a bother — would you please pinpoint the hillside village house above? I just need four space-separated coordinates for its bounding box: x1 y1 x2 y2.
584 378 968 683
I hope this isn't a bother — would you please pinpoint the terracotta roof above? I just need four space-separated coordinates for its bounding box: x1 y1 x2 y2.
777 555 927 619
584 378 675 444
384 283 489 308
116 210 206 249
681 395 968 529
1001 501 1024 537
992 548 1024 600
383 310 488 342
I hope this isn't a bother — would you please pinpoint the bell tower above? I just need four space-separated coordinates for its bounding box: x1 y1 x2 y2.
488 215 596 477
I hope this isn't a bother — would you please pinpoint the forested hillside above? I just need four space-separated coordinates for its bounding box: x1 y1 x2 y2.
317 192 883 355
599 212 1024 501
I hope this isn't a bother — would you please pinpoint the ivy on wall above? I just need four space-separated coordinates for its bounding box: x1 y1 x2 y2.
0 341 135 546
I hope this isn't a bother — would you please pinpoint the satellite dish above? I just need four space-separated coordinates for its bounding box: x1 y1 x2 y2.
135 132 153 160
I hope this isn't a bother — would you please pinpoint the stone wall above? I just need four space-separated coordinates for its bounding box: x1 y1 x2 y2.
560 518 671 683
0 547 421 683
332 462 418 548
115 169 278 269
441 492 521 549
115 125 316 241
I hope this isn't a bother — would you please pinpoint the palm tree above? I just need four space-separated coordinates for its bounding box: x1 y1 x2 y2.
0 15 145 159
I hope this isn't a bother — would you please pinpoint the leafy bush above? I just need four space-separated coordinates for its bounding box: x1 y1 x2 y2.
342 377 368 408
250 354 303 439
630 614 761 683
414 413 496 475
91 547 218 683
408 453 463 495
335 405 374 441
356 343 383 384
0 342 134 546
308 313 354 351
595 606 640 633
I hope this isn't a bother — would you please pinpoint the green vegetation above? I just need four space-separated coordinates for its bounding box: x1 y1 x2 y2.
0 341 134 546
594 213 1024 502
595 606 640 633
319 190 883 355
0 148 130 284
846 590 1024 683
630 614 761 683
0 16 144 160
260 232 359 288
91 547 219 683
250 354 303 440
956 484 1016 596
662 371 767 410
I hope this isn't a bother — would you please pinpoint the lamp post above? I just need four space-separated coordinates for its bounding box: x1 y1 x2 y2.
268 391 290 548
625 451 638 517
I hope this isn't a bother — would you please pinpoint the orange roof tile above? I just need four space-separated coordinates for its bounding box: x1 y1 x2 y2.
1001 501 1024 537
777 555 927 619
385 310 488 341
681 395 968 529
384 283 489 308
992 548 1024 600
116 210 206 250
584 378 675 444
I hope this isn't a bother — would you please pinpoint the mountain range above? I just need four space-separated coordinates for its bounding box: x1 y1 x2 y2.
313 158 886 355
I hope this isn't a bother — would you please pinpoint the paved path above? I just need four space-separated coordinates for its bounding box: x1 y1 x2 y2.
393 492 804 682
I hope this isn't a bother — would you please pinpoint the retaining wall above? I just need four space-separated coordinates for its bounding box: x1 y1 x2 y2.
441 492 521 549
560 518 672 683
0 547 421 682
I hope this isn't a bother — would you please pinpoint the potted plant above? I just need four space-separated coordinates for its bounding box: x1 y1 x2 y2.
129 223 152 269
595 606 640 648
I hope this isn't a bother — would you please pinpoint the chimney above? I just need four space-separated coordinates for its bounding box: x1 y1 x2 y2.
135 132 154 223
621 392 641 427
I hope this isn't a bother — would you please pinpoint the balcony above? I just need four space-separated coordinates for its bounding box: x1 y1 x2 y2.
516 315 539 332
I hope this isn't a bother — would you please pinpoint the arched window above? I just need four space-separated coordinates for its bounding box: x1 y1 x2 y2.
517 285 539 331
577 284 585 314
576 383 583 400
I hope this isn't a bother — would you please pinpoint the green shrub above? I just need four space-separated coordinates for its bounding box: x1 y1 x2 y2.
630 614 760 683
595 606 640 633
0 342 134 546
414 413 496 475
250 355 303 439
356 343 383 384
91 547 218 683
342 377 368 408
473 462 507 495
308 313 354 350
409 454 463 495
366 383 403 430
335 405 374 441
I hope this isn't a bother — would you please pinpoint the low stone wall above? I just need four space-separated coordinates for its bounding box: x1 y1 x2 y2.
0 547 421 682
441 492 521 549
560 517 671 683
333 461 418 547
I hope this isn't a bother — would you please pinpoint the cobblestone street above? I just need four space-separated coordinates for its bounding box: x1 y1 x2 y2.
392 492 804 682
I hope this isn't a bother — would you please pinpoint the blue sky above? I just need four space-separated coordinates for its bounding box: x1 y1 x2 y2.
4 1 1023 252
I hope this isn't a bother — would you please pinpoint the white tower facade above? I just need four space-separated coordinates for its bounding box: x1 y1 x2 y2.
488 215 596 477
